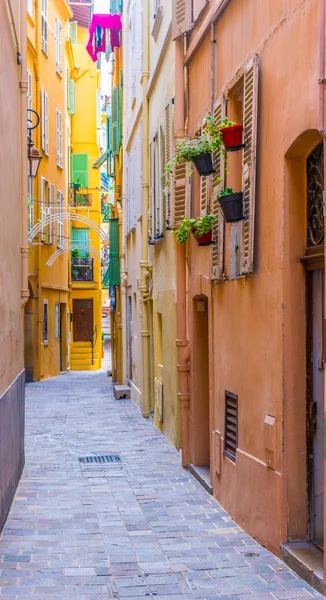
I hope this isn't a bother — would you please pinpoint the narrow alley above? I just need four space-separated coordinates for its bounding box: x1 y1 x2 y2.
0 370 322 600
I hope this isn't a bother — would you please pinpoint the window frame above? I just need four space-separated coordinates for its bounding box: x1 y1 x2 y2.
43 299 49 345
57 190 64 248
55 303 60 339
55 17 62 76
56 108 63 168
41 0 48 56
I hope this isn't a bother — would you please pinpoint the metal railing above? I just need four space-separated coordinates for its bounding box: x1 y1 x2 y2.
71 257 94 282
68 184 92 207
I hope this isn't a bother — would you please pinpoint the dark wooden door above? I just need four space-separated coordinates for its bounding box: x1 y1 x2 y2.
73 299 93 342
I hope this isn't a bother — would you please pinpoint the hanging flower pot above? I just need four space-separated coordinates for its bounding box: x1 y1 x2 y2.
218 189 244 223
192 229 214 246
192 152 215 176
220 125 244 151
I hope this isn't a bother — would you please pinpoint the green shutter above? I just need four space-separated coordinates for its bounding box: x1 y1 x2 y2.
71 227 89 257
69 80 75 115
118 0 123 12
110 0 118 13
107 117 111 150
102 266 110 288
69 21 78 44
109 218 120 285
111 85 121 156
72 153 88 188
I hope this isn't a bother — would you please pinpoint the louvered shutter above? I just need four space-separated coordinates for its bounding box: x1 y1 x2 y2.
149 140 155 240
173 162 187 227
41 86 45 152
40 177 46 242
211 96 226 281
200 175 209 216
172 0 192 40
72 154 88 188
69 21 77 44
164 102 174 229
109 218 120 285
49 184 55 244
111 85 121 156
69 80 75 115
240 55 259 275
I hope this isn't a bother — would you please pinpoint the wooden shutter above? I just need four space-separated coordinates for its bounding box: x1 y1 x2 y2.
69 21 77 44
49 184 55 244
164 101 174 229
200 175 210 216
40 177 46 242
149 140 155 240
211 95 226 281
72 154 88 188
172 0 192 40
158 124 165 236
44 92 49 155
193 0 207 22
109 218 120 285
240 54 259 275
69 80 75 115
41 86 45 153
173 162 187 227
111 85 121 156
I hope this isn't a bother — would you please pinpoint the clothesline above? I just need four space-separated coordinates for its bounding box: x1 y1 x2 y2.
86 13 122 62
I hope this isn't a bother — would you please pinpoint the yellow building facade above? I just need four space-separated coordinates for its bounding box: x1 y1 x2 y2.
67 5 102 371
26 0 71 381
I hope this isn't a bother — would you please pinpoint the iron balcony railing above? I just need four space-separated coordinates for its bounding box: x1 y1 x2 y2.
68 184 92 207
71 257 94 282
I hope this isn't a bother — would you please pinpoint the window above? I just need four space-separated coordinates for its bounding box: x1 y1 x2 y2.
55 18 62 75
40 178 54 243
41 87 49 155
152 0 163 40
56 109 63 168
43 299 49 345
27 70 32 110
69 21 78 44
55 303 60 338
57 190 64 247
71 227 90 256
149 126 164 240
28 177 34 231
40 177 46 242
41 0 48 55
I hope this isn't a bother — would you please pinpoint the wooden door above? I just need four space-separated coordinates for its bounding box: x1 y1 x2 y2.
73 299 93 342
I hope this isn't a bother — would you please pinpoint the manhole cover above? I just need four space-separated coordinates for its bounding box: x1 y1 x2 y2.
79 455 121 464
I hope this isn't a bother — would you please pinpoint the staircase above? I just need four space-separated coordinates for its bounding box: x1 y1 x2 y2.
70 342 100 371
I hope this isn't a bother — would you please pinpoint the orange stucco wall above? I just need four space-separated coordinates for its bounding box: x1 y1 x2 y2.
186 0 320 554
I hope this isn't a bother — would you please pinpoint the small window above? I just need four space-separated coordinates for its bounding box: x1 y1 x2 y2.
57 190 64 247
224 391 238 462
43 299 49 345
56 109 63 168
55 303 60 338
28 177 34 231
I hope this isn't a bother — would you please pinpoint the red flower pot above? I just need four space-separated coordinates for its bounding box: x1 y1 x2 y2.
220 125 244 151
192 229 214 246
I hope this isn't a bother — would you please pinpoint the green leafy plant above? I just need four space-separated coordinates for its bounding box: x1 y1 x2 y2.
174 214 216 244
218 187 234 197
220 117 236 128
71 248 82 258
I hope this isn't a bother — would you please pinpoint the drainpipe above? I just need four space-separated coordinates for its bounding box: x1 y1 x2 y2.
140 0 150 418
19 2 29 308
319 0 326 593
175 36 190 468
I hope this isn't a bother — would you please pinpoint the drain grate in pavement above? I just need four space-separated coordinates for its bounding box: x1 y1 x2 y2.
79 455 121 464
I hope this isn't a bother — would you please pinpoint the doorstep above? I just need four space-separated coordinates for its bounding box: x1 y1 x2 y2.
189 464 213 495
280 541 324 594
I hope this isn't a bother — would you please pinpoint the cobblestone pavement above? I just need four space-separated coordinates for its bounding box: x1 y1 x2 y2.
0 367 324 600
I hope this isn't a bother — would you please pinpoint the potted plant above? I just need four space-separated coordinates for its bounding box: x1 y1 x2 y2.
218 188 244 222
71 248 83 264
219 117 244 152
163 115 224 185
174 215 216 246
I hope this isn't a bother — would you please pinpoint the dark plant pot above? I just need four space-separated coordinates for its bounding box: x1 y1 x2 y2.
192 152 215 176
218 192 244 223
192 229 214 246
220 125 244 151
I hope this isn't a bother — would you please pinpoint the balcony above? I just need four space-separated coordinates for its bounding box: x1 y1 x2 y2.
69 184 92 207
71 257 94 282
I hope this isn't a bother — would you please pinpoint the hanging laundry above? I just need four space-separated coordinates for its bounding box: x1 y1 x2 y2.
86 14 122 62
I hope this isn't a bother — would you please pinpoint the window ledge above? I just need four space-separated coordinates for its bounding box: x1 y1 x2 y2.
151 6 163 41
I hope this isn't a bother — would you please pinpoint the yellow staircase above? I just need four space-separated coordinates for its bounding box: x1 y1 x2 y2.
70 342 101 371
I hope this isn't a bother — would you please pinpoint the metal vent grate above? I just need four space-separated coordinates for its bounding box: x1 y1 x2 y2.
224 391 238 462
79 455 121 464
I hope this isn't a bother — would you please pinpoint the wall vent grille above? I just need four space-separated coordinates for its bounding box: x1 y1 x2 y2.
224 391 238 462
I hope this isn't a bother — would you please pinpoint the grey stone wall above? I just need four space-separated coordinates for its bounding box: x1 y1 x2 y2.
0 371 25 534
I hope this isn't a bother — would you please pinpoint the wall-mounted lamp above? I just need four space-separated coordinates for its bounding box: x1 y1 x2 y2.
27 109 42 179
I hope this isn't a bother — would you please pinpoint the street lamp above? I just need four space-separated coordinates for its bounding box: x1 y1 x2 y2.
27 109 42 179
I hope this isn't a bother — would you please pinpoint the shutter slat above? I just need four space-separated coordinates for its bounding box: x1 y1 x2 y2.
165 102 174 229
240 55 259 275
211 95 226 281
172 0 192 40
224 392 238 462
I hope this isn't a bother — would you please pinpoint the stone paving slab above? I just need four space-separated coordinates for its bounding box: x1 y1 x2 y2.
0 369 324 599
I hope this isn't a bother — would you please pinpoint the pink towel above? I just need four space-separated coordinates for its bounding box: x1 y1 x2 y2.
86 14 122 62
